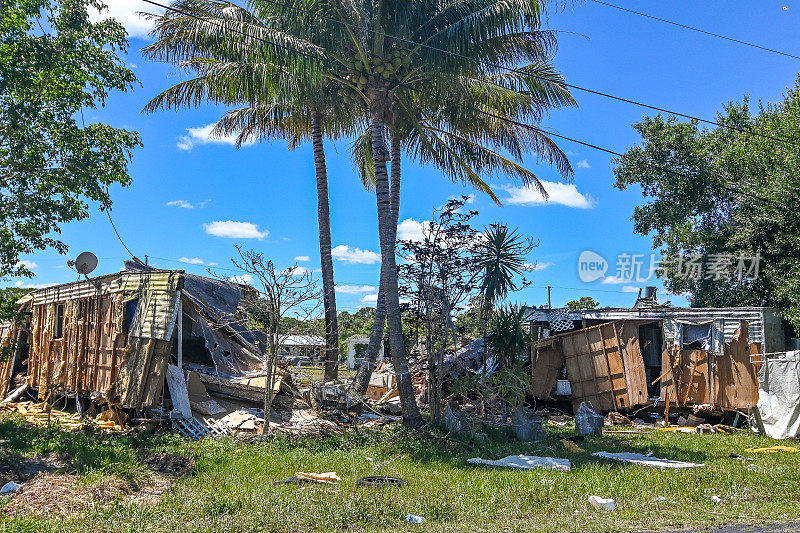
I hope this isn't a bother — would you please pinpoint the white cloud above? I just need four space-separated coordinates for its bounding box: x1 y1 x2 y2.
576 159 591 169
177 123 254 151
167 200 194 209
178 257 217 266
294 255 310 262
525 261 554 271
621 286 642 293
336 285 377 294
88 0 164 39
361 293 378 304
204 221 268 240
501 181 595 209
331 245 381 265
602 276 628 284
14 280 55 289
18 260 38 269
168 199 210 209
397 219 433 242
229 274 253 285
282 266 310 276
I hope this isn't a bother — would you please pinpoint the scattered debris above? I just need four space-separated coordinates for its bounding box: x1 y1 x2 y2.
693 403 714 414
170 414 210 440
1 481 21 493
356 476 407 487
511 406 545 442
744 445 800 453
729 453 755 461
575 402 604 436
293 472 340 484
2 473 130 517
444 402 472 434
710 495 723 503
606 411 632 426
561 439 584 453
592 451 704 469
186 371 225 416
1 401 122 432
588 495 616 511
467 455 572 471
405 514 426 524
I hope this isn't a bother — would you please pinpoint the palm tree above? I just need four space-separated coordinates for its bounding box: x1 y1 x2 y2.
142 0 574 427
347 47 575 396
142 2 354 381
475 224 537 310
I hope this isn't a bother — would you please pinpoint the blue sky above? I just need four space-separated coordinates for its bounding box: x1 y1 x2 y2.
8 0 800 312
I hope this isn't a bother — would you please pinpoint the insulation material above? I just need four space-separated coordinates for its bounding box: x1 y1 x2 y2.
756 350 800 440
467 455 572 471
0 319 24 398
592 451 703 469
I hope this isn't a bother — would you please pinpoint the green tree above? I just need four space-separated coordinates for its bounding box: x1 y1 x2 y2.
614 78 800 327
143 3 354 382
566 296 599 310
0 0 141 277
144 0 573 427
0 287 32 321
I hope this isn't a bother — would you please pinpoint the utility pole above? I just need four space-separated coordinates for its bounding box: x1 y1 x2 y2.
547 286 552 309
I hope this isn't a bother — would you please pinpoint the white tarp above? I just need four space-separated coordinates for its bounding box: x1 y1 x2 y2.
467 455 571 471
757 350 800 440
592 451 704 469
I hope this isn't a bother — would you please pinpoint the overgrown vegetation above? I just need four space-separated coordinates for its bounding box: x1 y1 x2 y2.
2 415 800 532
615 78 800 328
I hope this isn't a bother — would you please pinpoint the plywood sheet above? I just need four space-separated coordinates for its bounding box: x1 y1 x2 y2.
530 338 563 398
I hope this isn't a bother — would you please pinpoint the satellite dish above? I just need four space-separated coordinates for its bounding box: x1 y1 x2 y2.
74 252 98 275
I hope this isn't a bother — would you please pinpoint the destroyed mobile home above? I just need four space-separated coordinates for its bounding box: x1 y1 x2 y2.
0 263 398 437
526 288 800 438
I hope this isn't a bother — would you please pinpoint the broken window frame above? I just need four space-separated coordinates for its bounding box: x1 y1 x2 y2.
53 303 65 339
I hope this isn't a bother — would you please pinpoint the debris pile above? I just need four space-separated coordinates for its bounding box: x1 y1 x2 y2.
0 401 123 432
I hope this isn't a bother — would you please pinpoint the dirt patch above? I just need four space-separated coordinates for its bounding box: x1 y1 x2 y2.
2 473 130 517
0 452 69 486
141 452 194 478
0 452 194 516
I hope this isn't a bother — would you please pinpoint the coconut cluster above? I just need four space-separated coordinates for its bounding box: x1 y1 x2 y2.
338 49 411 105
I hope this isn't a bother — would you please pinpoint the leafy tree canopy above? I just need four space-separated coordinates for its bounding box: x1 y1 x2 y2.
566 296 599 310
0 286 32 321
0 0 141 278
614 78 800 327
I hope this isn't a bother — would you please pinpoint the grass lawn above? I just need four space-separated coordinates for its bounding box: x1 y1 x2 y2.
1 415 799 532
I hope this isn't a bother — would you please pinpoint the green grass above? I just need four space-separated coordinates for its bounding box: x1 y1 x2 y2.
1 415 800 532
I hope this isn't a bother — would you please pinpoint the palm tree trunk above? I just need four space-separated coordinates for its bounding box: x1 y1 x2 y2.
369 96 422 428
311 112 339 381
350 130 401 396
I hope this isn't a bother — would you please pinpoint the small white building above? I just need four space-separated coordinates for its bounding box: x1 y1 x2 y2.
345 335 385 369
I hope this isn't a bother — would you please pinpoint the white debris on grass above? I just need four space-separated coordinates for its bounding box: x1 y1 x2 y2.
588 495 616 511
592 451 704 469
467 454 571 471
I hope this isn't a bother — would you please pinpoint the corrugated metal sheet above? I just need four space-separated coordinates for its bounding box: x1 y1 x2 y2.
26 271 182 305
129 287 180 341
525 306 775 346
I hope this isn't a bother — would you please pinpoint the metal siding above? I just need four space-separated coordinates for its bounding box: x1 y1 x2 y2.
529 307 775 348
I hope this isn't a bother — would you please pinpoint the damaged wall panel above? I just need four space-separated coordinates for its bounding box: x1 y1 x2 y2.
530 337 563 398
532 320 651 411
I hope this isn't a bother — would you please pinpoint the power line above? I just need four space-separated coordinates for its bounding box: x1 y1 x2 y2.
105 209 137 259
588 0 800 61
143 0 800 147
139 0 777 205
